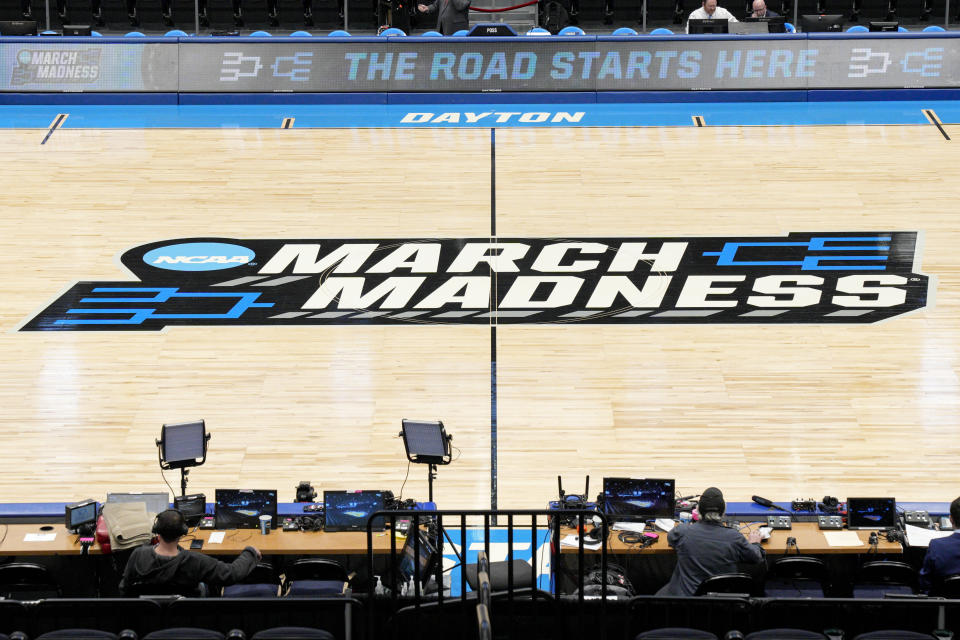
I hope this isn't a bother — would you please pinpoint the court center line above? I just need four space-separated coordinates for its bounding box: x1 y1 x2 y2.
923 109 950 140
281 117 294 129
692 115 706 127
489 126 498 514
41 113 68 145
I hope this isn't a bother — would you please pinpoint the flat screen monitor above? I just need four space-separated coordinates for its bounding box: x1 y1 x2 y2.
214 489 277 529
160 420 206 468
0 20 38 35
62 24 91 35
398 530 439 585
106 491 170 516
742 16 787 32
323 490 387 532
602 477 676 520
847 497 896 530
65 500 98 531
688 18 729 34
868 20 899 31
800 14 843 31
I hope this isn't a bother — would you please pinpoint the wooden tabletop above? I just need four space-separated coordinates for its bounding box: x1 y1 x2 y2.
0 524 408 556
561 522 903 555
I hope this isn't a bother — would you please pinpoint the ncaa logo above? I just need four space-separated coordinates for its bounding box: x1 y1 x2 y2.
143 242 254 272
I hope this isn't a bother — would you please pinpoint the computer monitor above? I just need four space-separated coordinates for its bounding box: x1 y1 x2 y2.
846 497 896 530
214 489 277 529
800 14 843 32
62 24 91 35
742 16 787 32
106 492 170 516
398 530 439 585
868 20 899 31
159 420 207 469
0 20 38 35
602 478 676 520
65 499 98 532
687 18 729 34
323 490 387 532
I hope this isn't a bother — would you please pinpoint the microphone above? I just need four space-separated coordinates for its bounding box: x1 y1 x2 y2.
753 495 790 512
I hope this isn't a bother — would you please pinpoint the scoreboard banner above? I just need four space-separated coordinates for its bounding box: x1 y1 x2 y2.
0 41 177 91
1 35 958 92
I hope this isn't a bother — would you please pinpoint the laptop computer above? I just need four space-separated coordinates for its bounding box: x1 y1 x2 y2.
730 21 770 34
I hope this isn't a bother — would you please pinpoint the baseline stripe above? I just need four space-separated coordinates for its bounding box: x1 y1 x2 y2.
923 109 950 140
40 113 68 145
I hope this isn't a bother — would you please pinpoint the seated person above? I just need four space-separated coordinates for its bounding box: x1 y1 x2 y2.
657 487 764 596
919 497 960 592
751 0 778 16
120 509 260 596
687 0 739 32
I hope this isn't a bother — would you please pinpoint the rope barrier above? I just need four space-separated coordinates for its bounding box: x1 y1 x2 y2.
469 0 537 12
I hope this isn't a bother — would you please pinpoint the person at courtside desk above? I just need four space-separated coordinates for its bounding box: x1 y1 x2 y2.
686 0 739 32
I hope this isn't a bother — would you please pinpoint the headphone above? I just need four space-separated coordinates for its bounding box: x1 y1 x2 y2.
617 531 659 549
152 509 189 541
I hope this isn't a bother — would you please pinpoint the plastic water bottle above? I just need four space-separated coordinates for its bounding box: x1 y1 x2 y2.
374 575 387 596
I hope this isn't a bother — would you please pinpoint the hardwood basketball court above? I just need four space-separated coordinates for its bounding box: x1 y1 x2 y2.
1 121 956 510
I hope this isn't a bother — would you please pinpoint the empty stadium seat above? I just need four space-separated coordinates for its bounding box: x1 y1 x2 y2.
250 30 272 36
250 629 334 640
379 27 406 36
164 29 188 36
763 557 830 598
0 563 60 600
223 563 280 598
283 559 348 597
124 31 145 36
934 573 960 597
897 26 908 31
695 573 755 596
745 631 829 640
35 632 135 640
558 25 585 35
327 29 350 35
635 629 718 640
526 27 550 35
289 30 312 35
923 25 945 30
452 29 468 35
650 27 674 34
421 30 442 35
784 22 795 32
853 561 917 598
846 25 869 31
141 629 230 640
612 27 638 34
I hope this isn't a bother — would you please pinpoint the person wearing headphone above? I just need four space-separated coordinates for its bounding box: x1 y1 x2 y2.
919 497 960 593
657 487 765 596
120 509 261 596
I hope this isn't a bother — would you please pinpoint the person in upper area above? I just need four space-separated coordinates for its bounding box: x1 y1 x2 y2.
416 0 470 35
657 487 765 596
686 0 739 32
751 0 779 17
919 497 960 593
120 509 260 596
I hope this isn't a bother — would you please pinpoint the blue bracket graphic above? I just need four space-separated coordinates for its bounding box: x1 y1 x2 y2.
702 236 891 271
54 287 274 325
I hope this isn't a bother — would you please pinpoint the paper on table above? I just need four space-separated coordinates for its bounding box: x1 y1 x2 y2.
611 522 646 533
24 533 56 542
208 532 225 544
906 524 953 548
822 531 864 547
560 534 601 551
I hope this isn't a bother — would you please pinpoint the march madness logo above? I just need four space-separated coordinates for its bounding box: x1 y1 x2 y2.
11 48 101 85
21 232 930 331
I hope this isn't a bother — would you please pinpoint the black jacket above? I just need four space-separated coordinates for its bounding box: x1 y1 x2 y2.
657 521 765 596
120 544 258 596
